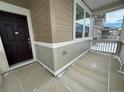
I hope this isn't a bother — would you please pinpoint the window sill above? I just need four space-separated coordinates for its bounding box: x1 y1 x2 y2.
74 37 92 41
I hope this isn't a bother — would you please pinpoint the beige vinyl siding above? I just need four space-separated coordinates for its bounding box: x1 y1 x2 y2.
1 0 53 43
2 0 74 43
29 0 53 43
52 0 73 43
0 0 29 9
56 31 73 42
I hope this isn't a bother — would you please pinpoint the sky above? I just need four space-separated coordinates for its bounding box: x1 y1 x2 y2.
104 9 124 29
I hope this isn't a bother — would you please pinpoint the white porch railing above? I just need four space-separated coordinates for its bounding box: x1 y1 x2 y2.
90 40 118 54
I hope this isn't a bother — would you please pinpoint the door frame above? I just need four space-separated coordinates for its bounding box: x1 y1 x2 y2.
0 1 36 72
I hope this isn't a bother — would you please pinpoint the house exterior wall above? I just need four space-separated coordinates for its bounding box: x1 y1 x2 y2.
33 0 90 74
35 44 55 71
1 0 53 43
35 40 90 72
53 40 90 71
0 0 91 75
29 0 53 43
0 0 29 9
51 0 73 43
0 1 36 72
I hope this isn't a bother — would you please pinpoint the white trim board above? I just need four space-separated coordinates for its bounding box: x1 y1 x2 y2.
0 1 28 16
34 37 92 49
37 50 89 76
0 1 36 72
2 59 36 74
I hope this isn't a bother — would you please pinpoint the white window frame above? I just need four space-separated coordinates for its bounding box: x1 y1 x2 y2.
73 0 92 40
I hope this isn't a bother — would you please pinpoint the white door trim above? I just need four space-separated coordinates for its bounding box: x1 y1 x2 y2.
0 1 36 72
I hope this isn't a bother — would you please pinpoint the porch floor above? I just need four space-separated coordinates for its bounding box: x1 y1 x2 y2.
0 52 124 92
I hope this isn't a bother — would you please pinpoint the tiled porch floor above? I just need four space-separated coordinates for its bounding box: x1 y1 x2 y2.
0 52 124 92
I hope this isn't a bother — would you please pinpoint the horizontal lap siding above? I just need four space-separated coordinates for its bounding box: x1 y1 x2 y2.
0 0 29 8
30 0 52 43
54 0 73 43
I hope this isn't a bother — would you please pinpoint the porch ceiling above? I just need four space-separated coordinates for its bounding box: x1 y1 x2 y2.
82 0 124 13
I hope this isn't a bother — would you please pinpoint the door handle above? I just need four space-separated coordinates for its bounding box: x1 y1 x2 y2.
28 38 30 41
28 41 31 48
15 32 19 35
28 41 31 45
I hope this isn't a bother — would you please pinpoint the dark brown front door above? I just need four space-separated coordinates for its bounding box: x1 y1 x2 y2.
0 11 33 66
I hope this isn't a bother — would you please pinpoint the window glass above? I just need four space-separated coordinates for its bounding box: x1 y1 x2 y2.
75 1 91 39
85 12 90 26
85 26 89 37
76 3 84 38
85 12 90 37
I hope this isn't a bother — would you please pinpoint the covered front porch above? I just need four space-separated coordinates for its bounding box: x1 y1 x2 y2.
1 52 124 92
0 0 124 92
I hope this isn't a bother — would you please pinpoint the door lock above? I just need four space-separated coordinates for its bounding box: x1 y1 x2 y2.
15 32 19 35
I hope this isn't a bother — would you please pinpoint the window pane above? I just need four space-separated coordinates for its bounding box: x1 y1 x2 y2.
85 26 89 37
85 12 90 26
85 12 90 37
76 23 83 38
76 3 84 38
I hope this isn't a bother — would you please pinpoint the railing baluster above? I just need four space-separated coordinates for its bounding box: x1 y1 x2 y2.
98 42 100 52
112 42 115 53
95 43 97 51
109 42 112 53
106 42 109 53
114 42 117 53
104 42 106 53
105 42 108 53
108 42 111 53
103 42 106 52
110 42 112 53
113 42 115 53
97 42 99 51
108 42 110 53
102 42 104 52
100 42 102 51
90 40 118 54
105 42 107 53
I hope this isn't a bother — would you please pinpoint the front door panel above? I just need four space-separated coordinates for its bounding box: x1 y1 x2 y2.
0 11 33 66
